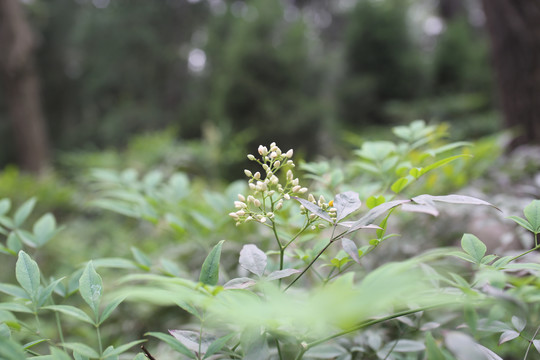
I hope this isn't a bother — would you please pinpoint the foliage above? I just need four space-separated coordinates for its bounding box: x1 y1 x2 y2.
0 123 539 359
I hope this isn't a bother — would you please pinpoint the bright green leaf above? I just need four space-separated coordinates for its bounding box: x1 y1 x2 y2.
79 261 102 317
461 234 486 263
15 251 40 300
523 200 540 233
199 240 224 286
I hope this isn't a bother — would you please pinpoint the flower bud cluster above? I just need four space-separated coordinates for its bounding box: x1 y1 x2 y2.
229 142 309 226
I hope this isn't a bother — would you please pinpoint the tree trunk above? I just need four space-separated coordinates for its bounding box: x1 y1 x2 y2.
482 0 540 146
0 0 51 174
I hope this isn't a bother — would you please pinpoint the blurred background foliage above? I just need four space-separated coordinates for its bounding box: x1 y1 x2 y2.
0 0 499 177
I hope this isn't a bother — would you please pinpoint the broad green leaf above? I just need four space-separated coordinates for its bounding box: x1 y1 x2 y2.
15 229 36 247
356 141 396 161
99 297 125 325
16 251 40 300
62 343 100 358
199 240 224 286
101 340 146 357
523 200 540 233
146 332 195 358
6 233 22 254
293 197 333 223
0 198 11 216
13 198 36 228
43 305 94 325
203 333 235 359
507 216 534 232
461 234 486 263
425 332 446 360
366 196 385 209
239 244 267 277
32 214 57 247
0 336 27 359
79 261 102 317
391 177 410 194
333 191 361 221
131 247 151 270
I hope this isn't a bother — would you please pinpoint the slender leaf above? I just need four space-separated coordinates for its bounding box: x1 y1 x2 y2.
131 247 152 270
0 336 27 359
203 333 235 359
333 191 361 221
199 240 224 286
341 238 360 264
146 332 195 358
0 198 11 216
99 297 125 325
293 197 333 222
498 330 519 345
43 305 94 325
14 198 36 228
37 278 65 307
266 269 300 281
345 200 410 234
79 261 102 317
523 200 540 232
507 216 534 232
101 340 146 357
239 244 267 277
223 277 257 289
16 251 40 300
412 194 496 209
511 316 526 332
61 343 100 358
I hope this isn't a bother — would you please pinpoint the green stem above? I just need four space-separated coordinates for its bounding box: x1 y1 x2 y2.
285 225 338 292
276 338 284 360
510 243 540 262
523 325 540 360
55 312 65 349
96 325 103 356
305 303 455 350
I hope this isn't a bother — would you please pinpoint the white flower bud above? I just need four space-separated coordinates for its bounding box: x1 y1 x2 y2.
318 224 326 229
311 225 317 230
260 217 267 223
249 183 256 190
318 195 326 207
277 184 284 192
247 154 256 161
275 201 283 210
267 212 274 218
270 175 279 184
299 187 308 194
292 185 301 193
262 164 269 171
254 172 261 180
234 201 247 209
285 149 294 158
276 148 282 156
270 142 276 148
246 216 253 221
287 170 293 181
284 194 290 200
270 145 278 152
292 178 299 186
244 170 252 177
258 145 268 155
236 210 245 216
274 160 281 168
238 194 246 202
254 199 261 207
308 194 316 203
268 190 275 196
229 212 239 219
270 151 277 159
247 195 256 203
309 214 317 220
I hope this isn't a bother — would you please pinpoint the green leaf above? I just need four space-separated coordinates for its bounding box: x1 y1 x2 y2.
37 277 65 307
366 196 385 209
0 302 33 313
101 340 146 357
461 234 486 263
49 347 72 360
23 338 49 350
43 305 94 325
0 199 11 216
6 233 22 254
32 214 57 247
92 258 138 270
419 154 470 177
523 200 540 233
99 297 125 325
507 215 534 232
145 332 195 358
131 247 152 270
62 342 100 358
391 177 410 194
492 256 512 269
79 261 102 317
448 251 478 264
203 333 235 359
16 251 40 300
199 240 224 286
13 198 36 228
0 336 27 359
425 332 446 360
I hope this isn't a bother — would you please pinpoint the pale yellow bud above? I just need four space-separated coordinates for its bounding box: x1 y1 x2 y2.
254 172 261 180
253 199 261 207
274 160 281 168
244 170 252 177
308 194 316 203
292 185 301 193
247 154 256 160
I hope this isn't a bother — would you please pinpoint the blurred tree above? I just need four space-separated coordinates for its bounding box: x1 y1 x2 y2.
339 0 426 127
0 0 50 174
482 0 540 145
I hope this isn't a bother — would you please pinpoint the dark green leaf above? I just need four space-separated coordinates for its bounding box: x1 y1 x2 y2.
37 278 65 307
199 240 224 286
